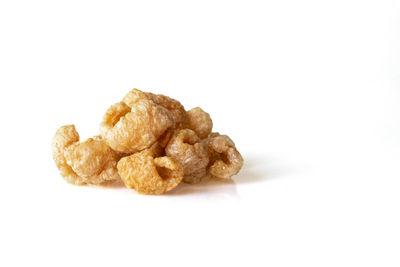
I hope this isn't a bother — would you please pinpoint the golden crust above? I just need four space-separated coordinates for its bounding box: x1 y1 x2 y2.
184 107 213 139
52 125 121 185
203 133 243 179
52 88 244 193
123 88 186 127
165 129 209 184
100 100 173 153
117 149 183 195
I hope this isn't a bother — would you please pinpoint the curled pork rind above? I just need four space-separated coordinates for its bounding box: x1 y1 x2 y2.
117 149 183 195
52 125 121 185
203 133 243 179
184 107 213 139
121 88 148 106
123 88 186 127
165 129 209 184
147 92 186 127
157 128 173 148
100 99 173 153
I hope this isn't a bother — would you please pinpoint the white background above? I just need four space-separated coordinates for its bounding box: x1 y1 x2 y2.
0 1 399 266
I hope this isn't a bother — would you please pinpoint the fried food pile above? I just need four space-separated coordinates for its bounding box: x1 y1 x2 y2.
52 89 243 195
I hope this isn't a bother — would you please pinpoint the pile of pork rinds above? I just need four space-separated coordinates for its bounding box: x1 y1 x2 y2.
52 89 244 195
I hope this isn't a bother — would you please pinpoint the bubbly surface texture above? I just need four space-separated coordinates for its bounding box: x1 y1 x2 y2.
203 133 244 179
100 100 173 153
123 88 186 127
117 149 183 194
185 107 213 139
165 129 209 184
52 88 243 194
52 125 121 185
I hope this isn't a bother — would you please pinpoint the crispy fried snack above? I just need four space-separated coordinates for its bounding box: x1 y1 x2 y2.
165 129 209 184
123 88 186 127
117 149 183 195
100 99 173 153
147 92 186 128
52 88 244 194
203 133 243 179
184 107 213 139
157 128 173 148
121 88 148 106
52 125 121 185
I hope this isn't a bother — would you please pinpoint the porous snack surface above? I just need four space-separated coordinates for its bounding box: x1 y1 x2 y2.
52 88 244 195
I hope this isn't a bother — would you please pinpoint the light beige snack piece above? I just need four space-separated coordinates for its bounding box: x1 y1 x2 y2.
147 92 186 127
203 133 243 179
52 125 121 185
123 88 186 127
165 129 209 184
100 99 173 153
121 88 148 106
117 149 183 195
52 88 244 193
157 128 173 148
184 107 213 139
52 125 83 185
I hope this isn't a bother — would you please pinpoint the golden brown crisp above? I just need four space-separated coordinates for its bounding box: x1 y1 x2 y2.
157 128 173 148
52 125 121 185
184 107 213 139
203 133 243 179
123 88 186 127
147 92 186 127
52 125 83 184
117 149 183 195
165 129 209 184
100 99 173 153
121 88 148 106
52 88 244 194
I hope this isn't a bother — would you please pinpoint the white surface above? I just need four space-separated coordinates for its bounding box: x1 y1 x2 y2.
0 1 399 266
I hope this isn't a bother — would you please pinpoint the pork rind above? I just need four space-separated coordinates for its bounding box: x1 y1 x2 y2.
123 88 186 127
117 149 183 195
165 129 209 184
52 125 121 185
157 128 173 148
121 88 148 106
52 88 244 194
147 92 186 127
184 107 213 139
203 133 243 179
100 99 173 153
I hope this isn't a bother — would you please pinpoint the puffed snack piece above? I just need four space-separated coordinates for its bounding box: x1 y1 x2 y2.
165 129 209 184
123 88 186 127
117 149 184 195
100 99 173 153
52 125 121 185
203 133 243 179
184 107 213 139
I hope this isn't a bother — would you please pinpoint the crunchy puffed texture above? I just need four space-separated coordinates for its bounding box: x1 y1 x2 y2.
121 88 148 106
100 100 173 153
203 133 243 179
52 125 121 185
157 128 173 148
123 88 186 127
117 149 183 195
165 129 209 184
184 107 213 139
52 88 244 194
147 92 186 127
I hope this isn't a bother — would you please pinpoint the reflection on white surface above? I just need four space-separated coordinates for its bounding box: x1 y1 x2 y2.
166 175 239 200
105 174 241 200
102 153 282 200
